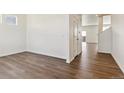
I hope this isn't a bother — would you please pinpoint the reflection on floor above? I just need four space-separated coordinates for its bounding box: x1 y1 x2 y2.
0 43 123 79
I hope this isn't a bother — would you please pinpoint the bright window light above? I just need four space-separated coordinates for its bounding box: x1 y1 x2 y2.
82 31 86 36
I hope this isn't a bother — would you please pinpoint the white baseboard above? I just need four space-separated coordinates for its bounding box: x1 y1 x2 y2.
98 51 111 54
0 50 67 63
26 50 66 61
0 50 25 57
111 53 124 74
66 57 74 63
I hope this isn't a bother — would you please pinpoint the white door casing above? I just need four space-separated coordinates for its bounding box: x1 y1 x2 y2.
73 23 78 58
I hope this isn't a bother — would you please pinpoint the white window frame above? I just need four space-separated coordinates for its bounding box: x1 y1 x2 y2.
5 15 18 25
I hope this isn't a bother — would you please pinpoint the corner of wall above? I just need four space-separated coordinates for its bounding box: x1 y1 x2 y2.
111 53 124 74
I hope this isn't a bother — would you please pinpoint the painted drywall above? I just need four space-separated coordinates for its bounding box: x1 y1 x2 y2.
0 14 26 57
103 16 111 25
81 15 111 44
27 14 69 60
81 15 98 43
82 14 98 26
111 15 124 73
0 14 81 63
82 26 98 43
98 27 112 53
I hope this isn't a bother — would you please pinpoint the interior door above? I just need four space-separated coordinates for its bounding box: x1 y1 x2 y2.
73 23 78 58
77 29 82 55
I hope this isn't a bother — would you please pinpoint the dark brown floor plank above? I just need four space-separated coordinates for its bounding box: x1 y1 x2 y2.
0 43 123 79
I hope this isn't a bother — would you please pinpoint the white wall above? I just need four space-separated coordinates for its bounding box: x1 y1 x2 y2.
0 14 81 63
27 14 69 60
82 26 98 43
0 14 26 57
82 14 98 26
98 27 112 53
111 15 124 73
103 16 111 25
81 15 98 43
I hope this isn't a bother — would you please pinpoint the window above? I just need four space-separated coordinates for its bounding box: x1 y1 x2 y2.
5 15 17 25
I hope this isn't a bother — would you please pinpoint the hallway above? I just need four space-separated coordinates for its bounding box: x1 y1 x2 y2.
0 44 123 79
71 43 124 78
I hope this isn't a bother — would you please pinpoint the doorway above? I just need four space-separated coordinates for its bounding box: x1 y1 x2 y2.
82 31 86 48
72 22 82 59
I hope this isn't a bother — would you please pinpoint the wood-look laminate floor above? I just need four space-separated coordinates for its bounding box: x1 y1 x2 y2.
0 43 124 79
